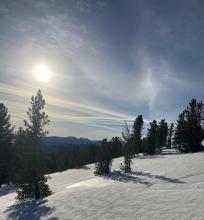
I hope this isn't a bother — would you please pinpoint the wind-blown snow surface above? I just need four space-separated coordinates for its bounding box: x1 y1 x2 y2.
1 153 204 220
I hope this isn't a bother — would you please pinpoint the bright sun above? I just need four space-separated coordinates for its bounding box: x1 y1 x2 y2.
34 65 51 82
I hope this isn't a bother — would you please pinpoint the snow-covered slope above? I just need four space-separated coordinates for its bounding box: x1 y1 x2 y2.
1 152 204 220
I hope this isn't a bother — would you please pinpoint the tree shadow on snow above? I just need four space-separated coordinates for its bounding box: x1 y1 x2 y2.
131 171 186 184
4 199 57 220
105 171 152 186
104 170 185 186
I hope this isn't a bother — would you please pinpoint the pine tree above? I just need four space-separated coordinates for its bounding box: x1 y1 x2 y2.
94 139 112 175
147 120 158 155
109 137 122 158
132 115 144 154
120 122 133 172
174 111 187 151
141 137 149 154
156 119 168 151
14 90 52 200
120 138 133 173
185 98 203 152
174 99 204 152
167 123 174 149
0 103 14 187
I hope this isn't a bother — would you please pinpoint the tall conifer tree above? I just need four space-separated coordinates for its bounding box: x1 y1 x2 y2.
94 139 112 175
156 119 168 150
0 103 14 186
15 90 51 200
120 122 133 172
132 115 144 153
147 120 158 155
174 99 204 152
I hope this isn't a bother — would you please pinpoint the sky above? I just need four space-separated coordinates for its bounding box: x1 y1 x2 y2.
0 0 204 139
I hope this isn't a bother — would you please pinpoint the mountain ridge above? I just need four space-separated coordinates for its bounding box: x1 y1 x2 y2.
44 136 101 146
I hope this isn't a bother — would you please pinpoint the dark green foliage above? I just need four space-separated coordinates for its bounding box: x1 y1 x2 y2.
42 137 122 175
55 146 77 171
146 120 158 155
48 144 99 172
14 128 51 200
174 112 187 150
94 162 104 176
184 99 203 152
156 119 168 150
174 98 204 152
167 123 174 149
15 176 51 201
120 122 133 172
109 137 123 158
76 144 99 168
14 90 52 200
141 137 149 154
0 103 14 187
94 139 112 175
132 115 144 154
122 121 134 156
120 138 133 172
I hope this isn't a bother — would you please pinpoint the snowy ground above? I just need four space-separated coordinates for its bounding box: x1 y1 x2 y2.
0 152 204 220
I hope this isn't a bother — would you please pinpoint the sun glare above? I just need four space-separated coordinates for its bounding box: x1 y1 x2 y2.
34 65 51 82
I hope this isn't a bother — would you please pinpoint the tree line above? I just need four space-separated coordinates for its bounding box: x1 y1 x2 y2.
94 99 204 175
0 90 203 201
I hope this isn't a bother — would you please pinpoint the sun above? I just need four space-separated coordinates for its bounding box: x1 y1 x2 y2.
34 64 51 82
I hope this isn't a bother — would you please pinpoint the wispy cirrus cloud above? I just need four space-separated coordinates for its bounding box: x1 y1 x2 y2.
0 81 150 137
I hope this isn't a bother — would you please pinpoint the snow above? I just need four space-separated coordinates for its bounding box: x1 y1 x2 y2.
161 148 179 155
1 152 204 220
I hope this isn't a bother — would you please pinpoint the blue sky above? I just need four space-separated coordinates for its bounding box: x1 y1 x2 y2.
0 0 204 139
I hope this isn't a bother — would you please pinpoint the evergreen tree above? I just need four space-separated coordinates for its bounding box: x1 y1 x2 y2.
185 98 203 152
174 99 204 152
156 119 168 151
120 122 133 172
14 90 51 200
141 137 149 154
174 111 187 151
0 103 14 187
119 138 133 173
132 115 144 154
146 120 158 155
109 137 123 158
167 123 174 149
94 139 112 175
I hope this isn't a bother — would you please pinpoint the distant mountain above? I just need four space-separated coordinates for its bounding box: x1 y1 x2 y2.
43 136 101 147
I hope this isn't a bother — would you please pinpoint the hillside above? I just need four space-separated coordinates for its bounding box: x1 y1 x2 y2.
0 152 204 220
